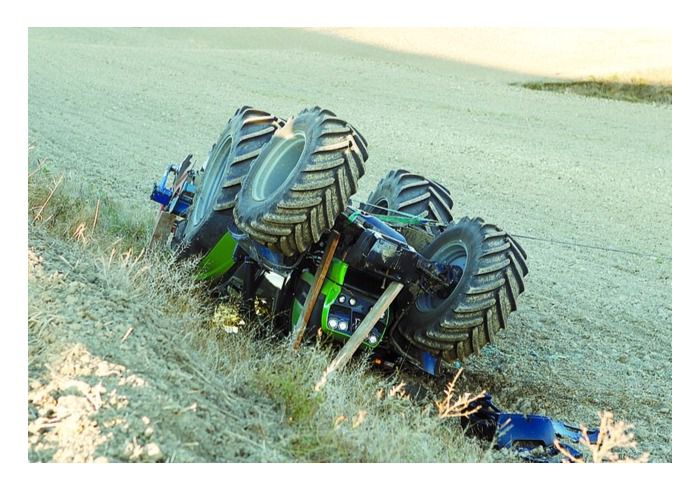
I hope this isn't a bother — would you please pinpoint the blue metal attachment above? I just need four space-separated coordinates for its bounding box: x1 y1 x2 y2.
460 393 600 462
150 155 196 217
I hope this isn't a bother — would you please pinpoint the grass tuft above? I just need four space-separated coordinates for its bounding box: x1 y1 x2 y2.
29 156 151 251
555 411 650 463
520 77 671 105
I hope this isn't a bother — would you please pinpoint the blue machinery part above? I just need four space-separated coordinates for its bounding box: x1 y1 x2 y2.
420 351 439 375
461 393 600 462
150 156 197 217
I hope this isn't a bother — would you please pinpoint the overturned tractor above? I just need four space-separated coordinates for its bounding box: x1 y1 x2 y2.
151 105 528 377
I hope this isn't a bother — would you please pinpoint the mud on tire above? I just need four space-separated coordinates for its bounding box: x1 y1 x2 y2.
361 169 453 251
393 216 529 364
173 106 284 256
233 106 368 256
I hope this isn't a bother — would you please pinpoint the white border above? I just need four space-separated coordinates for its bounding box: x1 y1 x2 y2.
17 0 674 27
5 0 687 485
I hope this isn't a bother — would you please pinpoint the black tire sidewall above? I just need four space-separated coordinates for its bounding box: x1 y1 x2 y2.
175 123 233 255
235 112 319 223
189 125 232 228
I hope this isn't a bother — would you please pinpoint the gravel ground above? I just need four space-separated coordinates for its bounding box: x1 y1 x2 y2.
28 28 671 461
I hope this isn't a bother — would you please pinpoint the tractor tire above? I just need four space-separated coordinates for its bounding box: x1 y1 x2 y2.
173 106 284 257
362 168 453 223
360 169 453 251
233 106 368 257
393 216 528 365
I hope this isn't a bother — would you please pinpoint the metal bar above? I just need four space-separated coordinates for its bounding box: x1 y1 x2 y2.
314 281 404 391
290 230 341 351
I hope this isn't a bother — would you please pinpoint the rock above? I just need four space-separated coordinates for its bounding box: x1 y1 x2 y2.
143 443 164 462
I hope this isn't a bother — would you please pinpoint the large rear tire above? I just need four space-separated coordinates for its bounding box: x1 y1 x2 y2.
392 216 528 364
173 106 284 256
233 106 368 256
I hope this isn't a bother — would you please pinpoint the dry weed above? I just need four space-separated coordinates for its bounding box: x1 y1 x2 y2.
32 173 64 223
389 381 408 399
72 222 88 243
352 410 367 428
554 411 650 463
435 369 485 419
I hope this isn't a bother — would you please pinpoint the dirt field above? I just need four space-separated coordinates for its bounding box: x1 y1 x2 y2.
28 28 672 461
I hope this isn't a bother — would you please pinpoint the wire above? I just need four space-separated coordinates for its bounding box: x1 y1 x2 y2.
353 199 670 260
510 234 671 260
352 200 441 224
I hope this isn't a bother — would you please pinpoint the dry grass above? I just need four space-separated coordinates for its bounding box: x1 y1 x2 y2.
28 155 150 251
555 411 650 463
435 369 485 419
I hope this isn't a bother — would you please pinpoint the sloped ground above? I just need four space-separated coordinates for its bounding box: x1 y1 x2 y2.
27 163 499 462
28 28 671 461
28 221 495 462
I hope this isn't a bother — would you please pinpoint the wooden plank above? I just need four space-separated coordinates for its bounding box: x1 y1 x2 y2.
148 210 177 250
290 230 341 351
314 281 404 391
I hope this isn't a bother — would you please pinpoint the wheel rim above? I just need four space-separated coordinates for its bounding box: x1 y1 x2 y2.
416 241 468 312
192 137 232 226
250 132 306 202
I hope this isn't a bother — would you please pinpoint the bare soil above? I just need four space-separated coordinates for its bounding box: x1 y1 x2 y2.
28 28 671 462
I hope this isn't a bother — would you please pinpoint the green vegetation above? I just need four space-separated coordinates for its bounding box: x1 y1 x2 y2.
520 78 672 105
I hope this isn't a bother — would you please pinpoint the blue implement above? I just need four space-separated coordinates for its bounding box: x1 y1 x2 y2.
460 393 600 462
150 156 196 217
